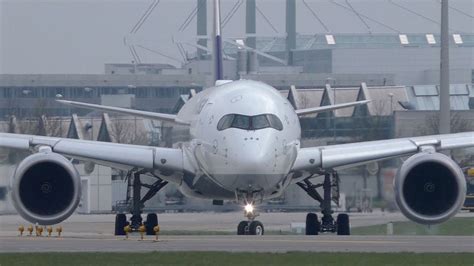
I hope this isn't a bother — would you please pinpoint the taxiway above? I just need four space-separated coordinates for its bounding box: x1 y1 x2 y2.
1 212 473 253
0 235 473 253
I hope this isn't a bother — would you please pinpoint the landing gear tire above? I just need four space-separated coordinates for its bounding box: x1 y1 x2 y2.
114 214 127 236
336 213 350 235
145 213 158 235
249 221 264 235
305 213 320 235
237 221 248 235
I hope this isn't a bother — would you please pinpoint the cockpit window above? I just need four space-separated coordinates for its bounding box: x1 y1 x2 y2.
217 114 234 130
217 114 283 131
267 114 283 130
231 115 250 130
252 115 271 130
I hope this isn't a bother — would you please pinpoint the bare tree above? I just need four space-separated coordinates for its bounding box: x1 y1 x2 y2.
356 99 391 141
14 99 59 135
18 117 40 135
109 118 149 145
298 92 311 109
43 116 66 137
0 120 7 133
419 112 473 135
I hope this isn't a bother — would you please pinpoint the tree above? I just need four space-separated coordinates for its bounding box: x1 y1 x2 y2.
109 118 149 145
419 112 473 135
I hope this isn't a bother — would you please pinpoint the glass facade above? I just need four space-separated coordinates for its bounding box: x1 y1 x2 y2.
0 86 198 118
221 33 474 55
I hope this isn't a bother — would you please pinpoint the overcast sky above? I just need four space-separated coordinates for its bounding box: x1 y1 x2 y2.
1 0 473 74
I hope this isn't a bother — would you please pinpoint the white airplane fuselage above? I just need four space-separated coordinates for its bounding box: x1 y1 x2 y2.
174 80 301 202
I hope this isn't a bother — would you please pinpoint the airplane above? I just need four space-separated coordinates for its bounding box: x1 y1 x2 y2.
1 0 473 236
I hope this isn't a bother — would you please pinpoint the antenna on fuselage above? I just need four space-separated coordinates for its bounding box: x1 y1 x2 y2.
213 0 224 82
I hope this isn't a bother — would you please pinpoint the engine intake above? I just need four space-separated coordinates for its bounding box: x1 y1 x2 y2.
394 152 466 225
12 151 81 225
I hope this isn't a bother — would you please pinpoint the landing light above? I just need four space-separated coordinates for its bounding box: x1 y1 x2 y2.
244 204 254 214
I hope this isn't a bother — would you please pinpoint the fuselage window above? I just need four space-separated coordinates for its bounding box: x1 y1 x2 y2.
217 114 283 131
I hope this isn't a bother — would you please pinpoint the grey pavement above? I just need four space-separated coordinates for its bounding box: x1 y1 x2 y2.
0 235 473 253
1 211 473 253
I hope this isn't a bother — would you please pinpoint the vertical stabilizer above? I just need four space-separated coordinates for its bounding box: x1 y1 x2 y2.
213 0 224 82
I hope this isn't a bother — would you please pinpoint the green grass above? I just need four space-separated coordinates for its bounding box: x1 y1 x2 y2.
352 217 474 236
1 252 473 266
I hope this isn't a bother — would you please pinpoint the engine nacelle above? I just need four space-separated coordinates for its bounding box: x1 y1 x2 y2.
11 151 81 225
394 152 466 225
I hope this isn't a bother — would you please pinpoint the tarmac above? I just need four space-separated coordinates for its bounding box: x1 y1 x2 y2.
1 235 473 253
0 211 473 253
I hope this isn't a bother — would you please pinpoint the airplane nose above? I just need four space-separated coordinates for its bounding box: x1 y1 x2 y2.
237 145 272 172
227 136 276 174
205 132 296 192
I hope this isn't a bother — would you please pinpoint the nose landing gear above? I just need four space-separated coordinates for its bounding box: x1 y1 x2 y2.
297 170 350 236
237 203 264 235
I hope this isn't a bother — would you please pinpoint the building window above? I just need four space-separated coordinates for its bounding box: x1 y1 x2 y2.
325 34 336 45
426 34 436 44
136 88 149 98
399 34 409 45
0 187 6 200
453 34 463 45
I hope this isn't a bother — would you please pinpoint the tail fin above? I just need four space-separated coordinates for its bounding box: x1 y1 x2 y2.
213 0 223 82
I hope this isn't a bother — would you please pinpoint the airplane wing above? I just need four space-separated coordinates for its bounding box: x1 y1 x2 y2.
295 100 370 116
57 100 190 125
292 132 474 172
0 133 184 173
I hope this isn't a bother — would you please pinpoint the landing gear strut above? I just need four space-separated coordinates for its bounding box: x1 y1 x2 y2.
297 170 350 235
114 169 168 236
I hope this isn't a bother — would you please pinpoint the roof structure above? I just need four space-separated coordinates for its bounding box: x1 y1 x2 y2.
275 83 473 118
407 84 473 111
221 33 474 55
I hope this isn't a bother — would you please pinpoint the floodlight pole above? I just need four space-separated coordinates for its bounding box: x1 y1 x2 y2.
439 0 450 135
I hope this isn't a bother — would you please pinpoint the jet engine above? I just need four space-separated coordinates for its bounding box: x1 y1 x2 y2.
11 150 81 225
394 152 466 225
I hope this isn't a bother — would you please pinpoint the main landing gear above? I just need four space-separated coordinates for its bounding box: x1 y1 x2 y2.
297 170 350 235
237 203 265 235
114 170 168 236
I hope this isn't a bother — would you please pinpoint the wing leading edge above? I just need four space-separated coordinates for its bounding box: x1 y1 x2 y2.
0 133 184 173
295 100 370 116
292 132 474 172
57 100 190 125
